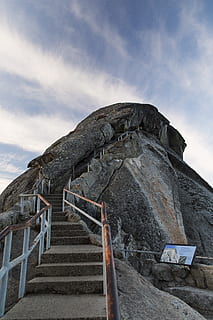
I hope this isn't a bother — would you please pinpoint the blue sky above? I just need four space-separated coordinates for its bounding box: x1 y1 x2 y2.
0 0 212 193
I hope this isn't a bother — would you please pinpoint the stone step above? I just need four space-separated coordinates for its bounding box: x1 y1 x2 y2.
51 229 87 237
45 196 63 199
52 204 63 209
51 205 64 208
1 294 106 319
52 215 67 222
52 212 66 216
41 245 103 263
36 262 103 277
51 222 84 230
51 236 90 245
43 194 63 198
27 275 103 295
52 208 63 212
43 198 63 206
42 198 62 203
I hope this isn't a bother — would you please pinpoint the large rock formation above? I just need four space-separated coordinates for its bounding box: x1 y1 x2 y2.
0 102 212 319
0 103 212 258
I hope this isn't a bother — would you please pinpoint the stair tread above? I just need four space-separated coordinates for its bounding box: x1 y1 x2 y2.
51 231 88 237
52 222 82 226
37 262 103 267
28 275 103 283
44 245 102 254
51 236 89 239
52 211 65 214
2 294 106 319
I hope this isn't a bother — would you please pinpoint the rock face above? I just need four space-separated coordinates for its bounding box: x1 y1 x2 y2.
0 103 212 258
116 259 206 320
0 102 212 319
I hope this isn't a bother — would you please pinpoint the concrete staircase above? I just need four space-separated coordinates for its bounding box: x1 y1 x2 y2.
2 194 106 320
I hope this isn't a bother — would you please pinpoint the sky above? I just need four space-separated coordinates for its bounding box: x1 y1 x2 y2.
0 0 212 194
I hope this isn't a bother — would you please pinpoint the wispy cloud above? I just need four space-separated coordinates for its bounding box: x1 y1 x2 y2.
0 176 14 194
167 110 213 187
0 20 142 112
138 1 213 108
134 2 213 186
0 158 23 194
0 0 212 191
0 154 23 174
69 0 128 58
0 105 75 153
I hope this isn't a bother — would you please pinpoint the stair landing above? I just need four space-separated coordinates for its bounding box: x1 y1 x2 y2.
2 294 106 319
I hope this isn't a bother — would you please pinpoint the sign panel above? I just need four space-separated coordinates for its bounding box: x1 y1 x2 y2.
160 244 197 266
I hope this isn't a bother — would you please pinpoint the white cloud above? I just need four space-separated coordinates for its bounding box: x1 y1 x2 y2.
0 177 13 194
0 158 22 174
0 105 75 153
0 20 142 111
69 0 128 58
0 1 212 192
168 111 213 187
141 2 213 104
0 154 24 193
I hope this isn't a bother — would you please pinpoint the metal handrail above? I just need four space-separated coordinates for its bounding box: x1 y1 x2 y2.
0 194 52 317
67 130 136 185
63 189 120 320
34 178 51 194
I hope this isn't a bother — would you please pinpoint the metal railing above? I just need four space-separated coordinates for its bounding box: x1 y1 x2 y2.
34 178 51 194
63 189 120 320
0 194 52 317
67 130 136 186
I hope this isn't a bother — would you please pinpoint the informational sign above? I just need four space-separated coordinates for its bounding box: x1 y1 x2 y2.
160 244 197 266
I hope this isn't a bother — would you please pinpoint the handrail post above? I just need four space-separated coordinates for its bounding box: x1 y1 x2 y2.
0 232 13 316
46 207 52 249
19 227 30 298
48 180 51 194
101 203 107 296
62 189 65 212
36 195 40 225
68 177 71 190
20 196 24 216
41 179 44 194
33 191 36 212
102 202 120 320
38 213 45 265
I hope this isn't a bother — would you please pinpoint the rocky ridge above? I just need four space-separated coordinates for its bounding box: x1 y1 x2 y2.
0 102 212 255
0 102 212 319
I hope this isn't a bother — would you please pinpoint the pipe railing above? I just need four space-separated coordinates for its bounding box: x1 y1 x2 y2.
34 177 51 195
67 130 136 185
0 194 52 317
63 189 120 320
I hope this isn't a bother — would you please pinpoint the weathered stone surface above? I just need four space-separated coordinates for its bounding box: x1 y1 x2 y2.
116 259 205 320
165 286 213 316
0 102 212 262
27 152 55 168
175 170 213 257
0 103 187 207
68 130 187 260
190 264 213 290
152 263 190 284
0 210 19 230
146 262 213 296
